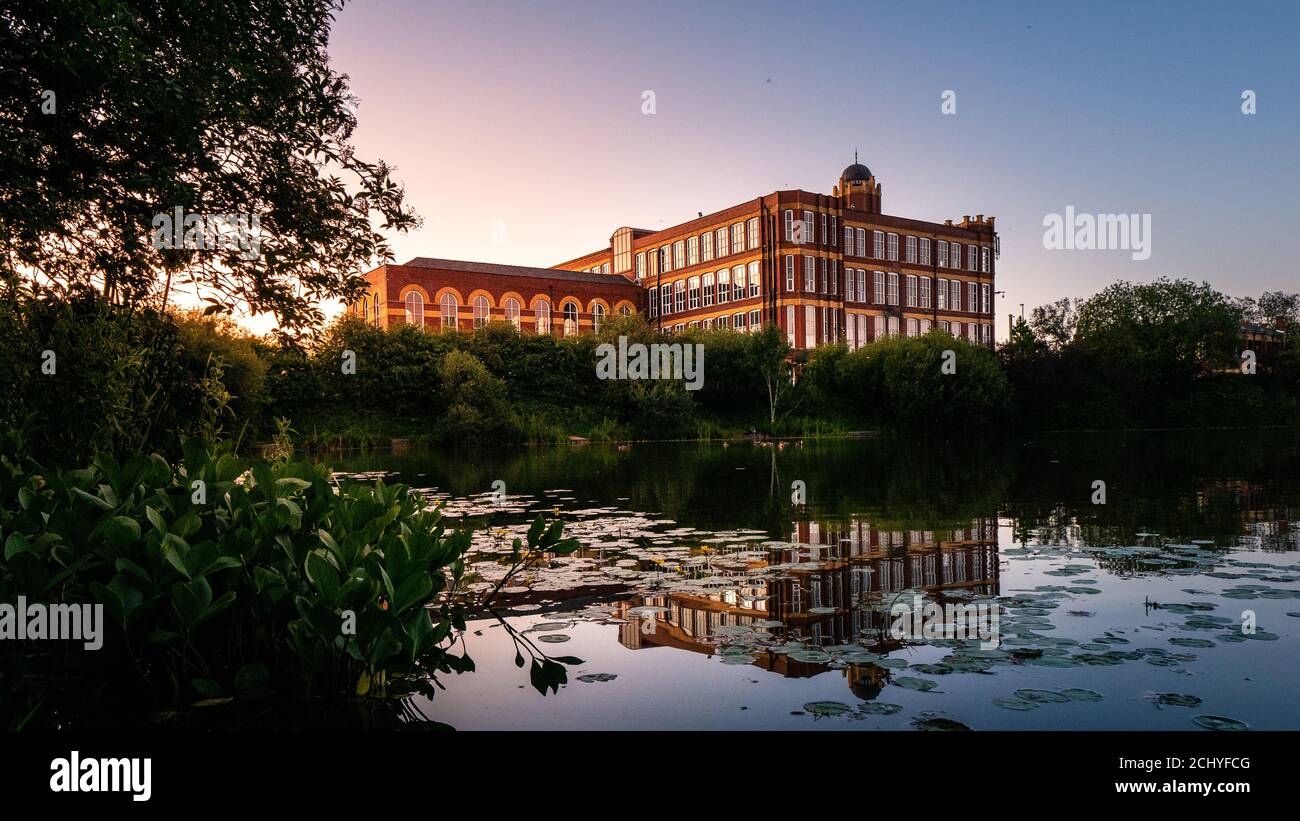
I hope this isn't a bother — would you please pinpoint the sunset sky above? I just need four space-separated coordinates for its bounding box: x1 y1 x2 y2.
275 0 1299 335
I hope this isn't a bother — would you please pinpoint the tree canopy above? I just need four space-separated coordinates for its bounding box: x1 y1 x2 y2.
0 0 417 333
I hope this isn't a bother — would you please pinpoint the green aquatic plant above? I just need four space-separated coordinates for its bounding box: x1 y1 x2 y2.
0 433 580 729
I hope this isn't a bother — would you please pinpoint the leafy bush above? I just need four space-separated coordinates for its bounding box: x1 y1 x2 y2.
0 432 578 729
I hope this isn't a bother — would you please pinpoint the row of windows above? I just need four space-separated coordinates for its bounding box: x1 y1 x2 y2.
634 217 761 280
838 225 991 273
787 258 992 313
783 209 840 247
401 292 629 335
648 261 761 318
778 209 992 274
666 310 763 333
785 306 994 348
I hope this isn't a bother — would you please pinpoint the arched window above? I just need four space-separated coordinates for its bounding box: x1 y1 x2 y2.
618 304 631 317
717 270 730 304
535 299 550 334
440 293 457 329
404 291 424 326
702 272 715 307
473 295 490 327
361 298 368 322
562 301 579 337
373 294 381 325
591 302 605 331
505 297 521 329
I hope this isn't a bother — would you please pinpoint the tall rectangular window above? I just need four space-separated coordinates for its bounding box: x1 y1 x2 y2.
831 216 837 245
784 255 795 291
950 280 961 310
968 282 978 312
874 271 885 304
856 228 866 257
702 231 713 261
887 273 899 305
819 257 827 293
674 280 685 313
688 236 699 266
703 273 715 306
968 245 978 271
732 223 744 254
857 270 866 304
981 246 990 273
844 226 854 252
920 276 931 308
661 285 672 316
829 259 837 296
937 240 948 267
981 283 990 314
748 260 760 297
805 305 816 349
648 285 658 318
717 270 730 304
887 233 899 261
905 274 917 307
905 236 917 263
920 238 931 265
804 255 815 291
820 213 827 244
747 217 759 250
716 227 729 257
784 210 794 242
786 305 796 346
673 240 685 270
635 252 645 279
732 265 745 301
874 315 885 340
950 244 960 269
660 246 671 273
688 276 700 309
938 278 948 310
803 211 815 246
845 268 855 302
873 230 884 258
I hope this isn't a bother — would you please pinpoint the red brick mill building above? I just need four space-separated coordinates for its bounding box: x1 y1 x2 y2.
351 159 999 349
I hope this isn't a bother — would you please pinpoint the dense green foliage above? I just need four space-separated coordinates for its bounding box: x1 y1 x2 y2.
1004 279 1299 429
3 279 1295 469
0 0 415 330
0 433 578 729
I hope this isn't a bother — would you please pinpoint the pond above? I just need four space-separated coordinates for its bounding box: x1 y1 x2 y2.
334 428 1300 731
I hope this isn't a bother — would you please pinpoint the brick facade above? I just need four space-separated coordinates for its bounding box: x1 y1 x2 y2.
352 161 999 349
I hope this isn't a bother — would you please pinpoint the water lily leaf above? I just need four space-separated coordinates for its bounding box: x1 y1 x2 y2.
1192 715 1248 731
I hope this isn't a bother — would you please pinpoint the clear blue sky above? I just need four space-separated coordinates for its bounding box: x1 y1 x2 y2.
327 0 1298 331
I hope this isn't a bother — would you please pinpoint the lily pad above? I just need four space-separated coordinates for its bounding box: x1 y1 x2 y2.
1156 693 1202 707
993 696 1038 711
1015 688 1071 704
803 701 852 717
1192 715 1249 731
893 677 937 692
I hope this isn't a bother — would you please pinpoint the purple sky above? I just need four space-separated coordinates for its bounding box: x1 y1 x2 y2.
259 0 1300 336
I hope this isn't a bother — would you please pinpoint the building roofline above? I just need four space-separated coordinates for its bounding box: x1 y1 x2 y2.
391 257 641 288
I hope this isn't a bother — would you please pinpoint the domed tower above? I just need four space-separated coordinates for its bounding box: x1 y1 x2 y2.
833 151 881 214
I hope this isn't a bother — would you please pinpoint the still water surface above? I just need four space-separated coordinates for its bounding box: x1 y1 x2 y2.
335 430 1300 730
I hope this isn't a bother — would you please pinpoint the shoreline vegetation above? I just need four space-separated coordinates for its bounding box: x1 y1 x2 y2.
1 278 1297 468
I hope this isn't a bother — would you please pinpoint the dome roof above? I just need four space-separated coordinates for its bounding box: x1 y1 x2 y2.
842 162 872 182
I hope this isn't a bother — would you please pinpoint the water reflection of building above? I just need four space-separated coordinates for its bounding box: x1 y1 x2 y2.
1222 479 1299 551
615 515 999 661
